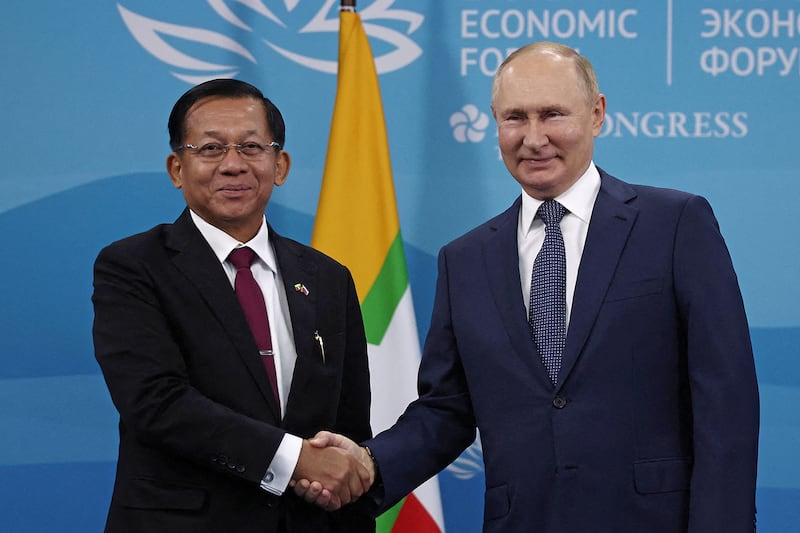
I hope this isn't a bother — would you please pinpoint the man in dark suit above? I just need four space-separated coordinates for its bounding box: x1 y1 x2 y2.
93 79 374 532
299 42 760 532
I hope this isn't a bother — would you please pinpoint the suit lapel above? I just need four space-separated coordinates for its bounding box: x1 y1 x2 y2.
166 210 281 418
557 172 638 390
270 229 319 426
483 198 552 386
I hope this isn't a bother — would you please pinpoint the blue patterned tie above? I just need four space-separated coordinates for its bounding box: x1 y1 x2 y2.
529 200 567 385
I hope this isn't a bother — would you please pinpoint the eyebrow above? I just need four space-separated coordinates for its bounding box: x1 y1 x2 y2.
503 106 526 115
539 104 570 114
502 104 570 116
500 104 569 115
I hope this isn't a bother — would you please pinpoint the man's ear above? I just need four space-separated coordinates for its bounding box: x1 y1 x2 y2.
274 150 291 186
166 153 183 189
592 94 607 137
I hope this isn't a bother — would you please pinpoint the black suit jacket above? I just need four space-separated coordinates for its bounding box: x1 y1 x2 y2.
93 209 374 532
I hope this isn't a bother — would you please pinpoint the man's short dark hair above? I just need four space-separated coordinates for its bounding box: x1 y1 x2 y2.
167 78 286 151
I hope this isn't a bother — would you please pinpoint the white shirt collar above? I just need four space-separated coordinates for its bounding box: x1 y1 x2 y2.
520 162 601 235
188 210 277 273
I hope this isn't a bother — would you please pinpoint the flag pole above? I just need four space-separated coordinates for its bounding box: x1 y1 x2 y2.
316 1 447 529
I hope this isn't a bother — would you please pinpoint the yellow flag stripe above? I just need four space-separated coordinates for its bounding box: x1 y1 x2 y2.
311 11 399 302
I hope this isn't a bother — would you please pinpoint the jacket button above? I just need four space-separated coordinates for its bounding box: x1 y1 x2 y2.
553 396 567 409
236 465 245 473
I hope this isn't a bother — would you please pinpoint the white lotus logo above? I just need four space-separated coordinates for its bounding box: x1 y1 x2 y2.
450 104 490 143
118 0 423 83
446 437 484 480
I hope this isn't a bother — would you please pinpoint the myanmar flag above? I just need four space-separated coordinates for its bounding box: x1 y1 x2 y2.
311 7 445 533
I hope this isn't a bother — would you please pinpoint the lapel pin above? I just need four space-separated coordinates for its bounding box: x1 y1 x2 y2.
293 283 309 296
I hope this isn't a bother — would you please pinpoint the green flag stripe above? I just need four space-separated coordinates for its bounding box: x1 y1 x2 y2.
361 232 409 344
375 497 406 533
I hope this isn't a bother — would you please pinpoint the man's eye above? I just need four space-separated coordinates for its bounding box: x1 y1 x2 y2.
239 142 265 156
199 143 223 154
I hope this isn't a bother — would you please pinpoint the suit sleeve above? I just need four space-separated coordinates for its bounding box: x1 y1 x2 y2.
673 196 759 532
92 241 285 487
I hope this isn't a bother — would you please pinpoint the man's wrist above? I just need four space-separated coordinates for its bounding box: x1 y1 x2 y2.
363 446 378 481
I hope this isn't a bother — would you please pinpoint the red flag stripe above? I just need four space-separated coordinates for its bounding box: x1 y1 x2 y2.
391 493 441 532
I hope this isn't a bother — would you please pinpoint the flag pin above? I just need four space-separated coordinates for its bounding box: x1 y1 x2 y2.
294 283 309 296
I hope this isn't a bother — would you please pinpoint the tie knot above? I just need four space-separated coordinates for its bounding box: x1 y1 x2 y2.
228 246 257 270
537 200 566 227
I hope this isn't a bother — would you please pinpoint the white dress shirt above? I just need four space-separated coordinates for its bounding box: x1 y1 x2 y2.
517 163 601 328
190 210 301 495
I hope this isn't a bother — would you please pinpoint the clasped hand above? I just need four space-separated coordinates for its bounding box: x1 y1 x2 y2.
291 431 375 511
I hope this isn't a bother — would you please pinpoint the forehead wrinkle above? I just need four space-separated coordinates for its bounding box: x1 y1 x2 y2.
197 128 260 139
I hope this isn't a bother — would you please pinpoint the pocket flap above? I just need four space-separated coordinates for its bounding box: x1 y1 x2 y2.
633 457 691 494
605 277 663 302
484 484 510 521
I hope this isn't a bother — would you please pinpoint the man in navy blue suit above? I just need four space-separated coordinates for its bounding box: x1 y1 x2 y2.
299 41 759 532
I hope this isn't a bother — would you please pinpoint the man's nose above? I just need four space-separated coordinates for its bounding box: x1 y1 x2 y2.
523 120 548 149
218 146 248 170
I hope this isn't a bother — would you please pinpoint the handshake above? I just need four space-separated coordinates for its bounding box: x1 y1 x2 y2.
291 431 375 511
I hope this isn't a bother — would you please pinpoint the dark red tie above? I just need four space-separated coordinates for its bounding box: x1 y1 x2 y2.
228 247 280 411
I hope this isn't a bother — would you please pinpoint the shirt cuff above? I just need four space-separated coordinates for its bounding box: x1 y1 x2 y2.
260 433 302 495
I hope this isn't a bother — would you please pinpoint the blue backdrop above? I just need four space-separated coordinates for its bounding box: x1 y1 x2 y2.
1 1 798 531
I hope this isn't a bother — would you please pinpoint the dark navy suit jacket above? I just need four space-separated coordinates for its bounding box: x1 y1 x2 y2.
367 170 759 532
93 209 374 532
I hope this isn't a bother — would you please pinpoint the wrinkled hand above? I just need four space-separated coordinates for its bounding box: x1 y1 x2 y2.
291 431 375 510
292 433 373 511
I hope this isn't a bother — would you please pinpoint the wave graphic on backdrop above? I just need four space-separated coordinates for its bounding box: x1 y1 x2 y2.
118 0 423 83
